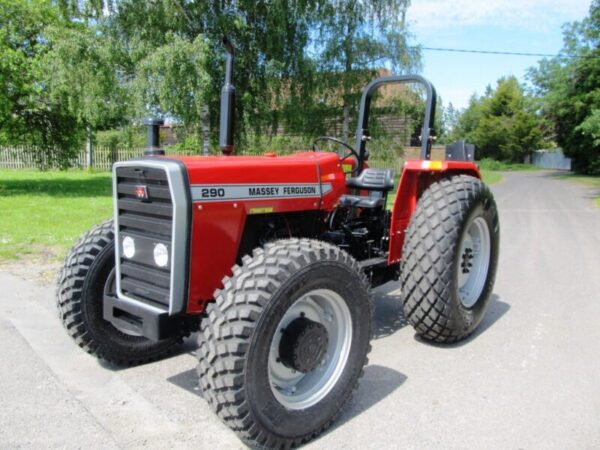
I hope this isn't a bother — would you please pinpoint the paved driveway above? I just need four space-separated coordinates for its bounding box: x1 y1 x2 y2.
1 171 599 449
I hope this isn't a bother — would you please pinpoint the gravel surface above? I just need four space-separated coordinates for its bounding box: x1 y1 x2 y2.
1 170 599 449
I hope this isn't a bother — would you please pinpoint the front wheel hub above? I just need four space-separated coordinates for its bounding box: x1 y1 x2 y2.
279 317 329 373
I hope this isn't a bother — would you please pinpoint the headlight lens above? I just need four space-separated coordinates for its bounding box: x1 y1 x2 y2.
122 236 135 259
153 243 169 268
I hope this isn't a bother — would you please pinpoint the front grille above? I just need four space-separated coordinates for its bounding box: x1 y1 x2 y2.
115 166 173 310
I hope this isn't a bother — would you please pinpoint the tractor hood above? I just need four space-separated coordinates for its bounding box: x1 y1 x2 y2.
165 151 347 211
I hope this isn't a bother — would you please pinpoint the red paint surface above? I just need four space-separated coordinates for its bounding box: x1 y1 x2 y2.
168 152 346 313
387 160 481 264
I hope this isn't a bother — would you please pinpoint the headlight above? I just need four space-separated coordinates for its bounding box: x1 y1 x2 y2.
122 236 135 259
153 243 169 268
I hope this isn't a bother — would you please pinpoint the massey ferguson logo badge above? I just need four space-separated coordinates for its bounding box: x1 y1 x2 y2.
135 185 148 199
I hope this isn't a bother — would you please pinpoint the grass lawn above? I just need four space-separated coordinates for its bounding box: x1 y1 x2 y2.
477 158 541 172
0 168 504 262
0 170 113 261
558 173 600 208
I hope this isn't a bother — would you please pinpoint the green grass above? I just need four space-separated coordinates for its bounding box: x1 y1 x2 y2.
477 158 541 172
0 170 113 261
558 173 600 208
481 170 502 185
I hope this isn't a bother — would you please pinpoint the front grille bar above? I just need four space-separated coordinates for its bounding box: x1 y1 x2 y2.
113 159 191 316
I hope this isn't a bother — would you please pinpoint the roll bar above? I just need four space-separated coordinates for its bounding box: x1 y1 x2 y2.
354 75 437 165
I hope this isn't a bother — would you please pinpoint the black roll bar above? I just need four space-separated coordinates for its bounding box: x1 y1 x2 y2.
354 75 437 166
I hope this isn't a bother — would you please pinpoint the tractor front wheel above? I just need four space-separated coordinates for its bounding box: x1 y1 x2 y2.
400 175 500 343
197 239 372 448
56 220 185 365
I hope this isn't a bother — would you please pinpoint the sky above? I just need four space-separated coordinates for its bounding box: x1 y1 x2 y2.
406 0 592 109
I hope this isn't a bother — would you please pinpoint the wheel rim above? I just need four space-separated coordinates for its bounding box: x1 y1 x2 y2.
268 289 352 410
457 216 491 308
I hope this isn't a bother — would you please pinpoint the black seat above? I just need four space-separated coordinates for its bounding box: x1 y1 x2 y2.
339 168 395 209
338 195 384 209
346 168 395 192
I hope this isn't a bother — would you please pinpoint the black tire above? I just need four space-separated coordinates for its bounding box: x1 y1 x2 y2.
197 238 372 448
56 220 185 365
400 175 499 343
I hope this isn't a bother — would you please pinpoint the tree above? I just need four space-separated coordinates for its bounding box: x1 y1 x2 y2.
0 0 83 168
44 21 128 165
528 0 600 174
314 0 420 142
451 77 544 162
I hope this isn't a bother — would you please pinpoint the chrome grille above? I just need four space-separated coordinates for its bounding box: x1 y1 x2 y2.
115 166 173 309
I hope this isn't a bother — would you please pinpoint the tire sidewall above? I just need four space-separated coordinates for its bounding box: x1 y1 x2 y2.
244 261 371 438
80 235 151 348
450 186 500 331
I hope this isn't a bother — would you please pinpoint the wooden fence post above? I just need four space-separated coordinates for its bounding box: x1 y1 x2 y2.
86 127 94 169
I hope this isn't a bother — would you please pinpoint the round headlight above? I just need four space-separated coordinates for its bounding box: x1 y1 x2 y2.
122 236 135 259
153 243 169 268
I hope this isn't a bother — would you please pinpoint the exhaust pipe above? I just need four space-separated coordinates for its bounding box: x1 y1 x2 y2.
143 118 165 156
219 36 235 156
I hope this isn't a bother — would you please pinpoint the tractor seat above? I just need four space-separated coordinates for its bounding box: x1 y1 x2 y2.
338 195 384 209
346 168 395 192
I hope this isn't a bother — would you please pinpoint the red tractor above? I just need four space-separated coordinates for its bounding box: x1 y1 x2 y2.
57 38 499 448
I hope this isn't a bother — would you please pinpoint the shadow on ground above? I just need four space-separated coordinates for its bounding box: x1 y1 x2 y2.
319 364 406 438
98 333 199 372
414 294 510 348
543 171 600 204
371 281 409 340
0 177 111 198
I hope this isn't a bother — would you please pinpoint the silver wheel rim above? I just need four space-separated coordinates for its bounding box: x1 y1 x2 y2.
268 289 352 410
457 216 491 308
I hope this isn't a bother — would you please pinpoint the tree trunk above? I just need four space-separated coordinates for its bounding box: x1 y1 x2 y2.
86 127 93 169
201 104 210 156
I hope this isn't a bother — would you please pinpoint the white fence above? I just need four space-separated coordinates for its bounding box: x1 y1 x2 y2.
0 145 405 174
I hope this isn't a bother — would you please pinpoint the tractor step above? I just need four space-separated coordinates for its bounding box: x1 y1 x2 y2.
358 256 388 270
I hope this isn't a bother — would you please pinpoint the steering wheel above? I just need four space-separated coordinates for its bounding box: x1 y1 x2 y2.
312 136 360 176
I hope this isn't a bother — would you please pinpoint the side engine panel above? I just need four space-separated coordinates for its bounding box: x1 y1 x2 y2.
177 152 347 313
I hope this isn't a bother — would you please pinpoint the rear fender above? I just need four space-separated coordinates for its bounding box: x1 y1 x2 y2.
388 160 481 264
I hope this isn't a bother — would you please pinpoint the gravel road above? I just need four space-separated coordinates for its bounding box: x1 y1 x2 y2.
1 170 599 449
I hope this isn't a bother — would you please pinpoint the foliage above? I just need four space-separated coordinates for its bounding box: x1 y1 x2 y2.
528 0 600 174
1 0 422 160
477 158 541 172
0 0 83 168
313 0 420 141
44 20 128 134
450 77 545 163
96 127 146 149
131 33 211 131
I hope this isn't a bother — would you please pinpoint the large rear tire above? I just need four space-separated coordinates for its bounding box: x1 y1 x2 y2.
400 175 499 343
56 220 185 365
197 239 372 448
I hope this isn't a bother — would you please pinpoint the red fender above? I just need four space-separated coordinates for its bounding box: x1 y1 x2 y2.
388 160 481 264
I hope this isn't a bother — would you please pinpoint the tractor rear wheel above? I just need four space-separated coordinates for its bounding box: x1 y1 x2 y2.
197 239 372 448
56 220 185 365
400 175 499 343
